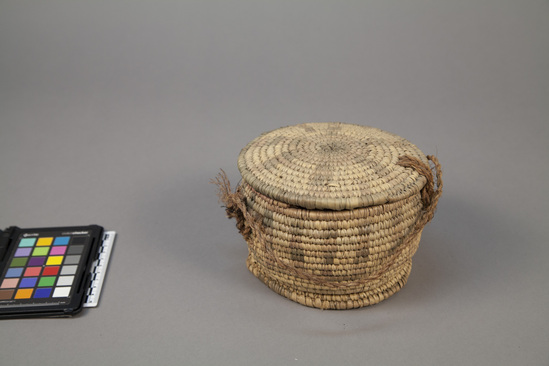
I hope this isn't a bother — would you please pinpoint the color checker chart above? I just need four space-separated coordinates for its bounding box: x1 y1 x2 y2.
0 225 113 318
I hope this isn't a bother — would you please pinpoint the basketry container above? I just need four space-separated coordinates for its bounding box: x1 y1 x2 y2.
214 122 442 309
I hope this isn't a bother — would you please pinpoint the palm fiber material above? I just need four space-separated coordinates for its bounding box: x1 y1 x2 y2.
214 123 442 309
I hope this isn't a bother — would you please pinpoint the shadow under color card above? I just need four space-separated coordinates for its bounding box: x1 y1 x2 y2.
0 225 114 318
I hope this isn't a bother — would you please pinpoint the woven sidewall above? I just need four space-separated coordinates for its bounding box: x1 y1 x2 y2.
247 254 413 310
242 182 423 309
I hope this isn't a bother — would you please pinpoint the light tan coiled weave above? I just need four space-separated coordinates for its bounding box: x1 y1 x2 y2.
214 122 442 309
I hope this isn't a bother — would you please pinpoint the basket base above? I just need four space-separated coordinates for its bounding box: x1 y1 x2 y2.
246 255 412 310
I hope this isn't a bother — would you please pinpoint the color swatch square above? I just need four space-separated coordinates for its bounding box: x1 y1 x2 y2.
52 287 71 298
18 238 36 247
56 276 74 286
10 257 28 267
53 236 70 246
64 255 80 265
24 267 42 277
67 245 84 255
0 289 14 300
14 248 32 257
46 256 64 266
49 246 67 255
14 288 33 299
28 257 45 266
1 278 19 289
60 265 77 275
36 237 53 246
38 277 56 287
5 268 23 278
19 277 37 288
32 247 50 256
42 266 60 276
34 288 52 299
71 237 86 245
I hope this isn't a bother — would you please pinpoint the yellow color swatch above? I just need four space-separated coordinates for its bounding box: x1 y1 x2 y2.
36 237 53 246
14 289 33 299
46 256 64 265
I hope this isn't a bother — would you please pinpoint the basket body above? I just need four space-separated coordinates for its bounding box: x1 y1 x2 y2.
243 182 423 309
218 122 442 309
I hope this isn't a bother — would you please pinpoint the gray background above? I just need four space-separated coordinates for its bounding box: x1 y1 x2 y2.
1 1 548 365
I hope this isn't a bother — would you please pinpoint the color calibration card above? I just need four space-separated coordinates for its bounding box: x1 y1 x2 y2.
0 225 113 318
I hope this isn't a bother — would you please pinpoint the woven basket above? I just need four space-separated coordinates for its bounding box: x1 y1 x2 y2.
214 122 442 309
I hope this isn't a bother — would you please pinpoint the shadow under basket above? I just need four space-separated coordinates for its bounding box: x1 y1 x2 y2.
214 122 442 310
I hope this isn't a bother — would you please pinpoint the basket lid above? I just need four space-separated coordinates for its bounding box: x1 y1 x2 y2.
237 122 429 210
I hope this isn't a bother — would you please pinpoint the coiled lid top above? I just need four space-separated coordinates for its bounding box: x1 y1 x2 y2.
237 122 428 210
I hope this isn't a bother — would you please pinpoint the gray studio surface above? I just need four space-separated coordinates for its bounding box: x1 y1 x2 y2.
0 1 547 365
